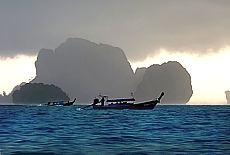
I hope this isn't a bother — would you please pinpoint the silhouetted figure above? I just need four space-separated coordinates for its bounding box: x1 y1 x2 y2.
100 96 105 106
48 102 52 106
93 97 100 105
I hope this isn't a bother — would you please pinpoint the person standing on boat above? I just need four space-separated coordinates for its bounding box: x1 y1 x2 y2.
93 97 100 105
100 96 105 106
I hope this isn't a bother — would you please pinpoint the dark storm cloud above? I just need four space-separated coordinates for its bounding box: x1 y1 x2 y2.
0 0 229 60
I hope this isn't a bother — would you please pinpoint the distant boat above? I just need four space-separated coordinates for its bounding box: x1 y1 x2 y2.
90 92 164 110
47 98 76 106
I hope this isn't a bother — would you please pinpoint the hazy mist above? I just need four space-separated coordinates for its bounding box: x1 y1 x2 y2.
1 0 229 61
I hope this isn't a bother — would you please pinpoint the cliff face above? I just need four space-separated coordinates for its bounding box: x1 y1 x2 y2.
134 61 193 104
225 90 230 103
32 38 135 102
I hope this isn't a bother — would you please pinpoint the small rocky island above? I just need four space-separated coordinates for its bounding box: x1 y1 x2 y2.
225 90 230 104
12 83 69 103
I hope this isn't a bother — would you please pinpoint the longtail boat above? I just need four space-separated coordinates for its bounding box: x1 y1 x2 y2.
91 92 164 110
47 98 76 106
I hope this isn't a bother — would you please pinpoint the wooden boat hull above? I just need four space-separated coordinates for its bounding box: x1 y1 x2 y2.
47 98 76 106
93 100 159 110
47 102 74 106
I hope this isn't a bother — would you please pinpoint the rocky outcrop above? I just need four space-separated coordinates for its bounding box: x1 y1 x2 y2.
12 83 69 103
27 38 193 104
0 93 12 103
134 61 193 104
0 82 26 103
225 90 230 103
32 38 135 102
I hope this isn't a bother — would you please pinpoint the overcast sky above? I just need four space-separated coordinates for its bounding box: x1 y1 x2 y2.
0 0 230 61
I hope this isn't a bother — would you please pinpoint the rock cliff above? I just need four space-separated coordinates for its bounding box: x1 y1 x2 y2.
32 38 135 102
134 61 193 104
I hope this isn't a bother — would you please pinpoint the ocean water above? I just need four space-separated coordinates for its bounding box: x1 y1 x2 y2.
0 105 229 155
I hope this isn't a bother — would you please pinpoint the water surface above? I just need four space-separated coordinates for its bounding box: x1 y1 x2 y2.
0 105 229 155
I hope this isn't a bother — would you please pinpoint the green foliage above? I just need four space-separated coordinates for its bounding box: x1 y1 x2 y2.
12 83 70 103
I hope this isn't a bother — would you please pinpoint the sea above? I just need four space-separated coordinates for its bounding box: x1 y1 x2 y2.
0 104 229 155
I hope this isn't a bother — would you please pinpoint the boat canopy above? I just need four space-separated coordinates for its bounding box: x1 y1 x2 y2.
107 98 135 102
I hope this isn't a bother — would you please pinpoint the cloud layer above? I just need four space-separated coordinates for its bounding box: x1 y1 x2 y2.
1 0 229 60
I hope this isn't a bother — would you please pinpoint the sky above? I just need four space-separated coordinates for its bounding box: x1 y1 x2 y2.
0 0 230 104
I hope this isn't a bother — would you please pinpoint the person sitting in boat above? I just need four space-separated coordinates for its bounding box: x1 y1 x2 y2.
100 96 105 106
93 97 100 105
47 102 52 106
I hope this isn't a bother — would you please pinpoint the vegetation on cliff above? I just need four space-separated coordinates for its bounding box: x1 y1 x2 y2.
12 83 69 103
